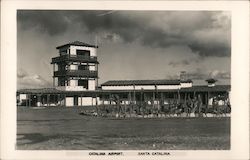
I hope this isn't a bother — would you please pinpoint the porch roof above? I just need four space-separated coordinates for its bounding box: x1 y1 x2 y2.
17 85 230 95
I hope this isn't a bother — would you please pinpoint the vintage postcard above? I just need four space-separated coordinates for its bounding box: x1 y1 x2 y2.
1 0 249 160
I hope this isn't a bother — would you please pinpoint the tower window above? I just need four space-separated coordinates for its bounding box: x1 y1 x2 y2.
76 50 90 57
59 49 67 56
78 65 88 70
78 80 88 89
58 78 65 86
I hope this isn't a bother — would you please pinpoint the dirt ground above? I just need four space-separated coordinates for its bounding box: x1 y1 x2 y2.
16 106 230 150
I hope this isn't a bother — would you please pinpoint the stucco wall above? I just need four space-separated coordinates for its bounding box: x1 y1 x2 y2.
69 46 97 57
56 86 87 91
88 80 96 90
157 85 180 90
69 79 78 87
134 85 155 90
55 96 100 107
102 84 181 90
180 82 192 88
57 79 95 91
79 97 96 106
65 97 74 107
102 85 134 90
77 97 100 106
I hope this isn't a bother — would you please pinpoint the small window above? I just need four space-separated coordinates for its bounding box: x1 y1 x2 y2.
78 65 88 70
58 78 65 86
58 64 66 71
59 49 67 56
78 80 88 89
76 50 90 57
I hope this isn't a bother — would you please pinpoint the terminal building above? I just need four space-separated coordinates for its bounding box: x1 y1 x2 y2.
17 41 231 109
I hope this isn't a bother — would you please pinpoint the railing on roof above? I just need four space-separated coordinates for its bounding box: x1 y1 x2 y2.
54 70 98 78
51 55 98 64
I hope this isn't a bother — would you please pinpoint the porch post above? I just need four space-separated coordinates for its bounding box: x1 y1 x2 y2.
58 94 61 106
95 94 99 116
37 94 41 107
92 96 94 107
109 93 112 106
64 94 66 106
26 94 28 107
133 84 136 105
128 92 132 115
47 94 50 106
178 90 180 102
152 91 155 109
80 94 83 106
140 89 143 108
42 95 45 106
160 92 164 107
184 92 187 103
95 94 98 106
28 94 31 107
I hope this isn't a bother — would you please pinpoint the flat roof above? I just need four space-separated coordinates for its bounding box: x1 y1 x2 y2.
56 41 98 49
101 79 193 86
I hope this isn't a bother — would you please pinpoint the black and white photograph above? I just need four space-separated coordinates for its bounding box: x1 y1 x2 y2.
16 10 231 150
1 1 249 160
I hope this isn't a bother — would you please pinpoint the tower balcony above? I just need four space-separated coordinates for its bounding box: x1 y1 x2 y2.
51 55 99 64
54 70 98 78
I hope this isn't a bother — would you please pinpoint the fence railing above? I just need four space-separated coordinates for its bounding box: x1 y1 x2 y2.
54 70 98 77
51 55 98 63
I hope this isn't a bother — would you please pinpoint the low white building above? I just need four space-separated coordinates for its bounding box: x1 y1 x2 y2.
101 79 193 91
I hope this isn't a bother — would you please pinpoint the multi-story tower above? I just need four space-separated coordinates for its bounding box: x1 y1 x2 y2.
51 41 99 91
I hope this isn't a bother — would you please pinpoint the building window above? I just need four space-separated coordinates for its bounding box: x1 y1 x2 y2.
58 64 66 71
76 50 90 57
78 65 88 70
58 78 65 86
59 49 67 56
78 80 88 89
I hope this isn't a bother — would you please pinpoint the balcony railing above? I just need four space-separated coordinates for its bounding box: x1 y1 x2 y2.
54 70 98 78
51 55 98 64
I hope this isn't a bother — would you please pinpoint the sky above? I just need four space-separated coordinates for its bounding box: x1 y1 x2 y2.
17 10 231 89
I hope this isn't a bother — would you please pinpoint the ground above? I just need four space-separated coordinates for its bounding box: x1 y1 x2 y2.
17 106 230 150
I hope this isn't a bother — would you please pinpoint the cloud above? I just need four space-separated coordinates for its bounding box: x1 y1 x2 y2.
185 68 231 80
17 10 231 57
17 68 52 89
17 10 71 36
17 68 28 78
168 58 200 67
188 28 230 57
185 68 207 80
169 60 190 67
209 70 231 79
99 32 122 43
